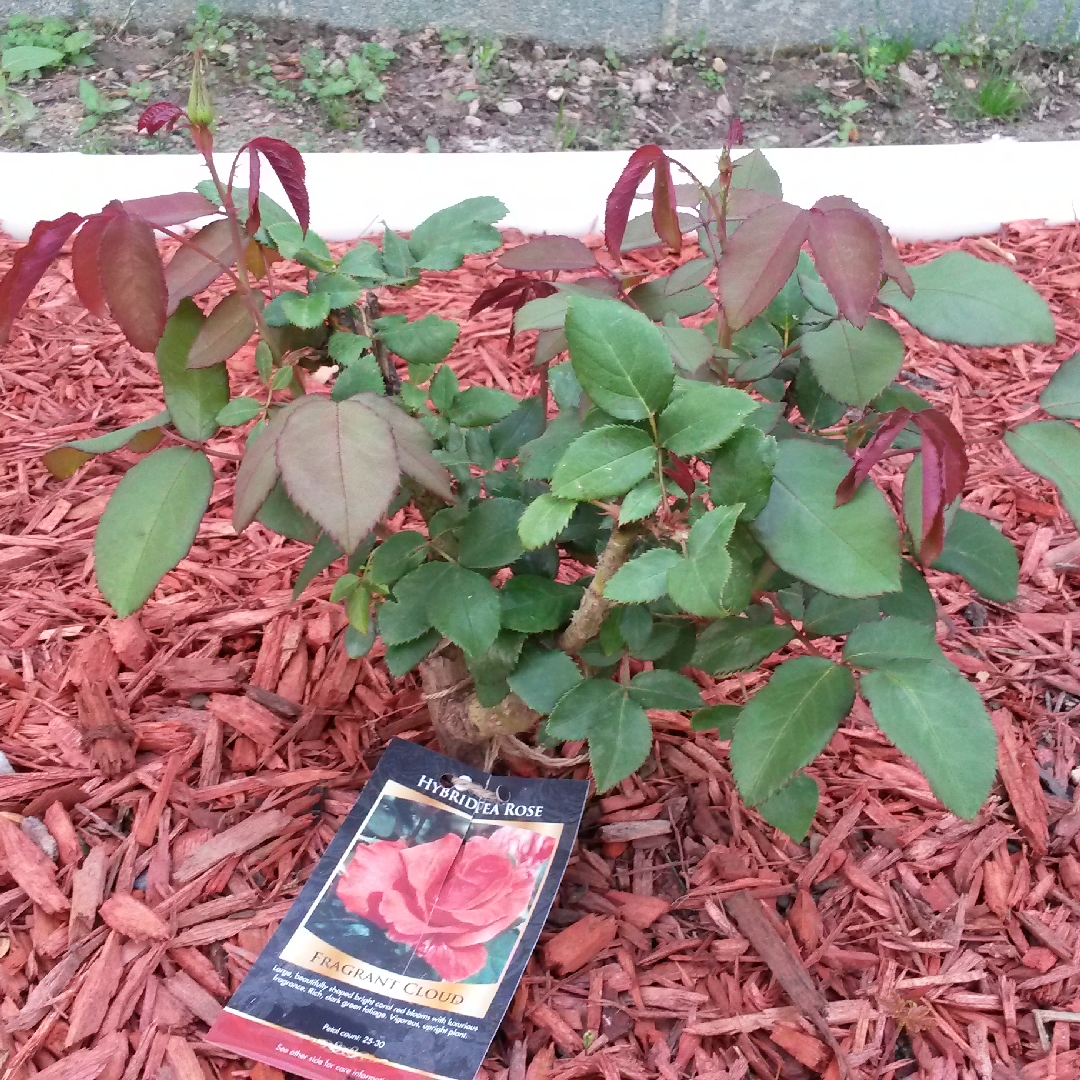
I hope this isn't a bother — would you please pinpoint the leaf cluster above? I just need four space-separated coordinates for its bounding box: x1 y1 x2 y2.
1 85 1066 841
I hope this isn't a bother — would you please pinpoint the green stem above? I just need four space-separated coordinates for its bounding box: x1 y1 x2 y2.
559 525 638 654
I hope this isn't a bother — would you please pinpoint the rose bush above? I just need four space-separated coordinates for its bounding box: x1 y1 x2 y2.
335 830 552 981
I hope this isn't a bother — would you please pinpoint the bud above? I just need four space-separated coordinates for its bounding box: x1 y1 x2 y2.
186 50 215 128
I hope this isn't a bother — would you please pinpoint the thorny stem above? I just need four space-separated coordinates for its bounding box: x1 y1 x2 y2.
559 524 639 655
165 431 241 461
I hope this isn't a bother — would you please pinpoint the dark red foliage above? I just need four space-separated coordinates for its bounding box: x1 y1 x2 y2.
136 101 185 135
913 409 969 565
240 138 309 235
604 145 682 260
836 408 912 506
0 212 84 346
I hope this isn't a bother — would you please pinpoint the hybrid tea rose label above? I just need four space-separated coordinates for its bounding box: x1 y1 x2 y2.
208 739 588 1080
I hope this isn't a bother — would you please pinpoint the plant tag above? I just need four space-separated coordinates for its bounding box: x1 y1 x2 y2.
208 738 588 1080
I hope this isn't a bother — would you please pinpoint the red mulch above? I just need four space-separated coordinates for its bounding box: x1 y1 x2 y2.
1 219 1080 1080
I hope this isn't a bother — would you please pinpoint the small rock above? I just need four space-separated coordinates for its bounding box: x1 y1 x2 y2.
334 34 353 57
497 99 523 116
963 602 988 629
546 86 564 102
468 98 480 116
577 76 592 90
758 69 773 82
532 43 546 61
579 57 602 76
150 29 175 44
924 62 939 81
1069 118 1080 130
656 81 672 92
632 74 657 102
463 115 484 128
963 76 978 90
897 63 926 94
21 816 58 861
712 56 727 74
715 93 732 116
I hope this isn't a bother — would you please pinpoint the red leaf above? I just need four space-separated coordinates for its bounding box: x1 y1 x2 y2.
913 410 969 565
187 289 260 369
605 145 672 259
137 101 184 135
649 153 682 255
71 209 119 318
807 204 882 327
98 213 168 352
813 195 913 299
470 277 557 354
121 192 218 228
835 408 912 506
240 137 309 234
164 218 237 314
0 212 84 346
498 235 597 272
716 201 810 330
245 148 262 236
663 454 697 497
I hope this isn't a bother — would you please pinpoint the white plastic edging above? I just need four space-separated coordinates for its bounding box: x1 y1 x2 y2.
2 139 1079 243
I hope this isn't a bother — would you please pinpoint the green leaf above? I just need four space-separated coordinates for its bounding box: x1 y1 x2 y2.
379 562 450 644
490 397 545 458
448 386 519 427
1040 352 1080 419
428 565 501 656
94 447 213 617
731 656 855 805
278 290 332 329
500 575 580 633
332 353 386 400
256 481 320 543
860 660 996 820
338 240 387 281
880 251 1055 346
931 508 1019 603
518 493 576 550
551 425 657 501
458 498 525 569
547 680 653 791
311 272 363 309
752 440 901 598
61 410 172 454
216 396 262 426
520 413 584 480
565 296 674 420
843 615 947 669
330 573 362 602
708 427 778 521
794 359 847 431
619 478 663 524
800 317 905 408
292 533 344 600
731 147 782 197
667 504 741 617
408 196 506 270
3 45 64 74
548 361 583 410
879 560 938 624
658 384 757 456
345 622 377 658
385 628 442 677
758 773 819 842
429 364 459 414
802 591 880 637
691 703 742 737
691 615 795 675
377 314 460 366
628 670 703 711
660 320 714 373
507 647 583 714
1005 420 1080 529
367 530 428 587
276 396 401 554
515 294 569 333
604 547 682 603
156 300 229 442
380 227 417 281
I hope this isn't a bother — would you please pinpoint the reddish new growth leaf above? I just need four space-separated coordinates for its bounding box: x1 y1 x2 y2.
137 101 185 135
836 408 911 506
0 212 84 346
605 145 682 259
240 137 309 235
470 275 558 355
813 195 914 301
725 117 745 149
71 207 120 319
913 409 968 565
122 192 219 228
98 212 169 353
807 204 882 328
834 407 968 566
498 235 597 272
663 454 697 498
